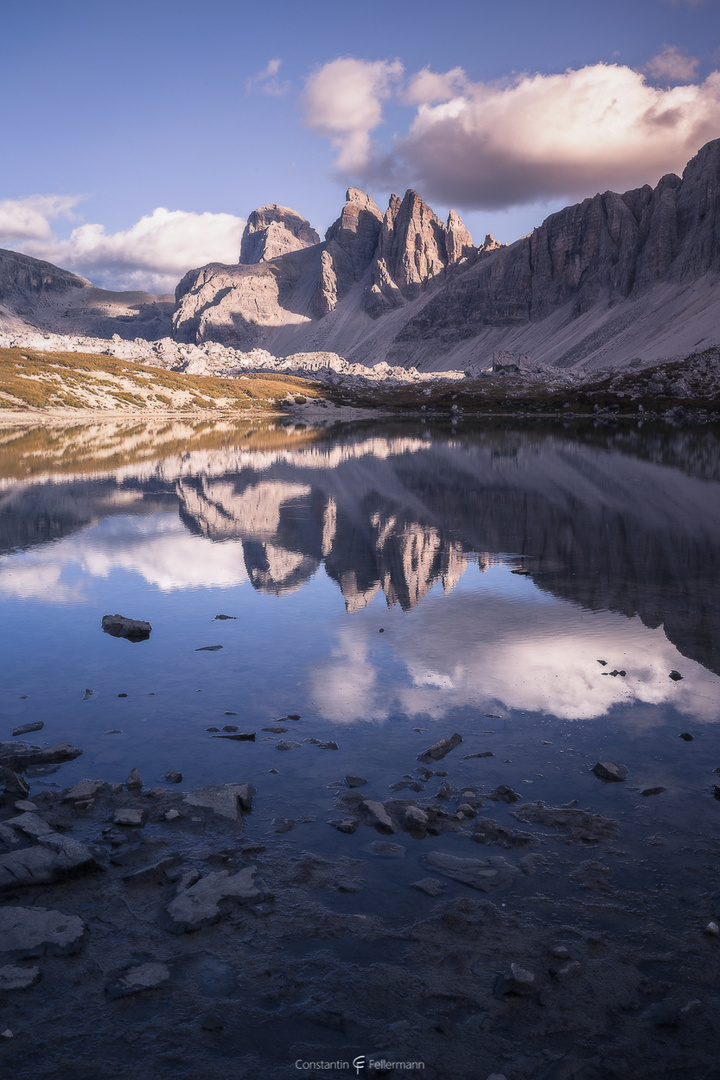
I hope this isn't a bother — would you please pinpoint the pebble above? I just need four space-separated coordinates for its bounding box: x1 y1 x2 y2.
275 741 301 751
592 761 628 782
705 921 720 936
125 768 143 790
195 645 223 651
164 771 183 783
345 775 367 788
679 732 693 741
165 809 181 822
411 878 445 897
114 808 145 827
669 670 684 681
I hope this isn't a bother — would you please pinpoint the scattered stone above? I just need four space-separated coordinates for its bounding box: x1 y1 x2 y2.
0 742 82 770
62 780 105 803
0 964 41 991
330 818 358 834
369 840 406 858
126 768 143 790
411 878 446 897
0 906 86 958
463 751 494 759
165 809 181 822
669 670 683 681
82 689 94 700
165 867 260 933
487 784 521 804
549 945 571 960
195 645 223 651
551 960 582 981
101 614 151 641
113 808 145 827
286 713 301 720
642 786 666 797
273 818 296 833
0 834 97 891
362 799 398 833
163 771 183 784
457 803 476 819
262 726 288 734
12 800 37 813
597 660 607 666
473 818 536 848
107 961 170 998
213 614 236 620
11 722 44 737
495 962 536 996
206 727 220 732
275 741 301 751
184 783 255 819
422 851 519 890
343 775 367 789
418 733 463 763
679 732 694 742
705 921 720 936
213 732 256 742
403 806 429 834
592 761 628 782
319 741 338 750
569 860 613 891
117 693 128 698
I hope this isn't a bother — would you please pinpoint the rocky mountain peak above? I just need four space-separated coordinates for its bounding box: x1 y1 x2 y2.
445 209 475 264
239 205 320 265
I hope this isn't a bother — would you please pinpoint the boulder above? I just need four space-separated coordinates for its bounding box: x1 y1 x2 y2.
592 761 628 782
0 742 82 770
417 733 463 763
101 614 151 641
183 783 255 820
0 833 98 891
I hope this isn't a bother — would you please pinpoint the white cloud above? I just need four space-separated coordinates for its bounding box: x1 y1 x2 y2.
402 66 467 105
303 57 720 211
1 205 245 293
400 63 720 209
0 195 81 242
303 57 403 171
645 45 700 83
246 58 290 97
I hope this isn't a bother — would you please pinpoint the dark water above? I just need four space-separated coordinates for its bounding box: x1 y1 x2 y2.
2 417 720 1078
2 418 719 868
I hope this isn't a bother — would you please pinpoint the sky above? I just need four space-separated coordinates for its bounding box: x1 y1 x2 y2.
1 0 719 292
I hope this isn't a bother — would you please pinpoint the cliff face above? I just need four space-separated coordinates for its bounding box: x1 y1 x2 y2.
172 138 720 371
0 249 88 298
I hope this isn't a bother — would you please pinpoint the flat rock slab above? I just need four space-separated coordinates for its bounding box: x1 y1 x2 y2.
107 961 170 999
4 812 53 838
412 878 446 897
0 833 97 892
511 801 620 842
0 742 83 770
113 808 145 827
0 964 41 991
0 906 85 959
165 868 260 933
11 722 44 737
62 780 106 803
101 614 151 641
184 783 255 820
422 851 519 891
418 733 463 763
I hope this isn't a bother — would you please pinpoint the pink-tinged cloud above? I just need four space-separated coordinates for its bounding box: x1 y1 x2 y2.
645 45 700 83
302 57 403 171
303 57 720 210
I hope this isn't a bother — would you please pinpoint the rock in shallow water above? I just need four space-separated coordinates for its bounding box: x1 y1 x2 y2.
0 906 86 959
165 868 260 933
101 614 151 641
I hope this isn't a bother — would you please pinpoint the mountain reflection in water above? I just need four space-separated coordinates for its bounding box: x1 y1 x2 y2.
1 419 719 730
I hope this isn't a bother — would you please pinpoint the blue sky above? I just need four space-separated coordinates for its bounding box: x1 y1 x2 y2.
1 0 719 291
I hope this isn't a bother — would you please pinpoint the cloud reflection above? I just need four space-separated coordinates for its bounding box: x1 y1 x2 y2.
0 514 249 597
310 577 720 724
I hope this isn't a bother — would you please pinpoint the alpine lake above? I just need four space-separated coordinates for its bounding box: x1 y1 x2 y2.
1 415 719 1080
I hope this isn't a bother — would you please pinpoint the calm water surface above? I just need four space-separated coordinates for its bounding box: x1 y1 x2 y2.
1 417 720 899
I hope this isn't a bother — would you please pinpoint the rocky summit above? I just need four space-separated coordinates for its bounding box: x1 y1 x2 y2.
2 138 720 377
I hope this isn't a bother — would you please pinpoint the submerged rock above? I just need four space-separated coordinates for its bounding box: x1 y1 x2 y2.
0 834 98 891
11 722 44 737
183 783 255 820
592 761 628 782
422 850 519 890
107 961 171 998
0 742 82 770
0 906 86 959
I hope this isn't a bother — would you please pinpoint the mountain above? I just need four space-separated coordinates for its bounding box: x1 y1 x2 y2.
0 248 174 341
2 138 720 373
173 139 720 373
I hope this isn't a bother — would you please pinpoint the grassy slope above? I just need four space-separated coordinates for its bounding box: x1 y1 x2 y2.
0 347 323 412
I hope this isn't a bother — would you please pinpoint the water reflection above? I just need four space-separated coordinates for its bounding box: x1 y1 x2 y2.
1 419 720 729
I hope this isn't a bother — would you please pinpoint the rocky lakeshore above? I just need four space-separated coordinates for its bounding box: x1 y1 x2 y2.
2 731 720 1080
